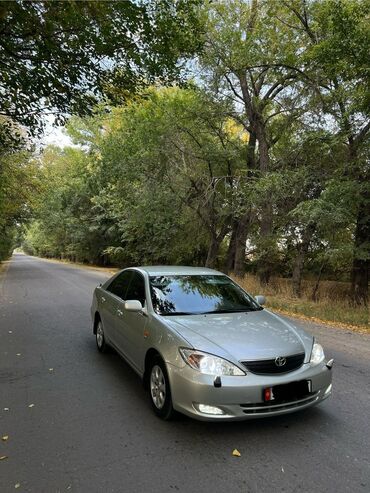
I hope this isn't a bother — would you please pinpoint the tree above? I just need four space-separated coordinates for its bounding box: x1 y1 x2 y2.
1 0 205 262
200 0 312 281
0 0 204 134
0 145 38 260
95 87 248 267
20 0 368 310
23 145 114 263
277 0 369 303
25 87 248 268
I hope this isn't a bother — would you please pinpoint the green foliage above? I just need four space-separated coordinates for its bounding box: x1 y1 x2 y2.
25 87 247 266
0 0 204 134
0 147 38 261
1 1 205 263
15 1 370 306
23 146 112 263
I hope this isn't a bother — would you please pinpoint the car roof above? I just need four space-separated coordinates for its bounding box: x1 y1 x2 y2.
137 266 224 276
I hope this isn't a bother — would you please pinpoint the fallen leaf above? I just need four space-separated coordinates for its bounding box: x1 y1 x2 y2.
2 436 9 441
0 456 8 460
232 449 241 457
28 404 34 408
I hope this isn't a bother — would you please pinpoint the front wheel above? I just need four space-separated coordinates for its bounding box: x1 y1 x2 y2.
149 357 174 420
96 319 108 353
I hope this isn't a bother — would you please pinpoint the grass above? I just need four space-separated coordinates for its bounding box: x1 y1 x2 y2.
232 274 369 333
0 259 11 288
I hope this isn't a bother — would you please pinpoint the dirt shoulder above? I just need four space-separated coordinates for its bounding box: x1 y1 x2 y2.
23 253 119 275
270 306 369 335
0 258 11 280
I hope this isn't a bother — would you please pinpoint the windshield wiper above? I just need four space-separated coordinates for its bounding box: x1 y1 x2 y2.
199 308 262 314
160 311 201 316
160 307 263 316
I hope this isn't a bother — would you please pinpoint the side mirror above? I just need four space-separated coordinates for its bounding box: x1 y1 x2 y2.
255 295 266 306
124 300 143 312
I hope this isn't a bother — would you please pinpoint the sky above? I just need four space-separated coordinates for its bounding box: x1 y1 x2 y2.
39 115 73 148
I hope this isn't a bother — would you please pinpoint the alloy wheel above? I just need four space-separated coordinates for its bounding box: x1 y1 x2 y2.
150 365 166 409
96 321 104 348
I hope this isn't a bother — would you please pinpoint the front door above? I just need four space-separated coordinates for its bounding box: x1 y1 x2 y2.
101 270 133 348
114 271 148 373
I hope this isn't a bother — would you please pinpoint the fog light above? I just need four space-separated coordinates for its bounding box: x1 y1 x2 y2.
324 384 332 395
195 403 224 415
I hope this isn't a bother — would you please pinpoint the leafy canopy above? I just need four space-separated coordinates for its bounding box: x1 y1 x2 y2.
0 0 204 133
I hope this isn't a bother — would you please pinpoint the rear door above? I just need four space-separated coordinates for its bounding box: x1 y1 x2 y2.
99 270 133 346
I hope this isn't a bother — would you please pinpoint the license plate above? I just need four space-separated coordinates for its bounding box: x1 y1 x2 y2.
263 380 311 403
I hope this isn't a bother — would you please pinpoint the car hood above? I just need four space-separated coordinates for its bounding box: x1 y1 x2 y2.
165 309 313 363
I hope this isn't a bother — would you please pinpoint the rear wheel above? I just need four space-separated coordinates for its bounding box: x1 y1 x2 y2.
149 357 174 420
96 319 108 353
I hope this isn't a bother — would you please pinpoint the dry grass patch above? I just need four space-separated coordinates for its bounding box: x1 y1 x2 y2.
232 274 369 332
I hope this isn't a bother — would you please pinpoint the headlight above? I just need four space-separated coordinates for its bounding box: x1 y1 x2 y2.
310 342 325 365
179 348 246 376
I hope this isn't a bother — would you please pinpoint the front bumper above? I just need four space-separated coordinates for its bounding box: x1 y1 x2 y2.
167 360 333 421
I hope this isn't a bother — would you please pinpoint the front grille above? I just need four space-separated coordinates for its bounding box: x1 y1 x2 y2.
241 353 305 375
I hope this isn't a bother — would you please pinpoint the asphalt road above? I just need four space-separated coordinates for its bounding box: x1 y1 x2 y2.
1 254 369 493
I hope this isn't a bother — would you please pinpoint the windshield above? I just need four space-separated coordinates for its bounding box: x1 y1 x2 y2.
149 275 262 316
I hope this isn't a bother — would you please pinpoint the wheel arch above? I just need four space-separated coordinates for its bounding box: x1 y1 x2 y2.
93 312 101 334
143 348 164 389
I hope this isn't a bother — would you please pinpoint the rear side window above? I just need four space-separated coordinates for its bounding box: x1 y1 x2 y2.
125 272 146 306
106 271 133 299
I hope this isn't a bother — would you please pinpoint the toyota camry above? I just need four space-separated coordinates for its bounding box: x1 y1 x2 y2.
91 266 333 421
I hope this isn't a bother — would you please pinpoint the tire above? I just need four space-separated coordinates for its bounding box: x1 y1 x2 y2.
149 356 174 420
96 319 108 353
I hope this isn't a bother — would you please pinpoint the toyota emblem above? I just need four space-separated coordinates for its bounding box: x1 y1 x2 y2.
275 356 287 367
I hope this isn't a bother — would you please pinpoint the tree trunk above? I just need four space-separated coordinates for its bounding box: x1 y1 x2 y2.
256 124 270 173
231 133 256 276
257 202 273 285
239 74 273 284
311 262 325 302
224 220 238 273
291 225 314 298
351 188 369 305
234 211 250 277
256 124 274 285
348 134 369 306
205 234 222 268
205 221 231 269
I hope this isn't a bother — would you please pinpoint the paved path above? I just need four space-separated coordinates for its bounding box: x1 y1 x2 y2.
0 254 369 492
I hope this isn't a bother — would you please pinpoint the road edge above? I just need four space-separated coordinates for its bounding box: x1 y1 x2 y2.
21 253 118 275
0 258 11 295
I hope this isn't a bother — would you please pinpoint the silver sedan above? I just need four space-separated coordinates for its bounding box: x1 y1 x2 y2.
91 266 333 421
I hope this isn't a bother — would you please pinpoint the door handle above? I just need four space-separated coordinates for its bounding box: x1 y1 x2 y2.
101 297 106 303
117 309 124 317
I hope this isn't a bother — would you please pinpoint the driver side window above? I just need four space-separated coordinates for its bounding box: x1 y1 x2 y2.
106 271 133 300
125 272 146 306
